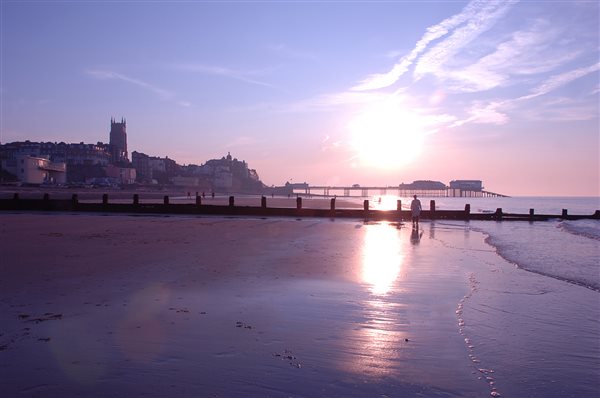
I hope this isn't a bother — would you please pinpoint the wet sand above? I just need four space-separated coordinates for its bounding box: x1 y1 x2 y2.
0 213 597 397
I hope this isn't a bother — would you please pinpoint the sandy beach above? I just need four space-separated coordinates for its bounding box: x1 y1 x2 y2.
1 213 598 397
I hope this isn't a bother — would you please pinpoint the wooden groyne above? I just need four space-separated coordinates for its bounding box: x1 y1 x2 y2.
1 194 598 221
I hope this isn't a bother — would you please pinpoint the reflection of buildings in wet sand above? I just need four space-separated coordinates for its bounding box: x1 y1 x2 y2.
343 223 409 377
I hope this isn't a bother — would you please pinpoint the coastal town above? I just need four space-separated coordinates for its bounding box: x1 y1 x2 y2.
0 118 264 193
1 118 486 197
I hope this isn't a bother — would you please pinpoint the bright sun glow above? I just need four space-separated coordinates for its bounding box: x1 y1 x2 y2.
348 99 427 169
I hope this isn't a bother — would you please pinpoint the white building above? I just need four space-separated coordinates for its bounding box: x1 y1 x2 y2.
3 155 67 185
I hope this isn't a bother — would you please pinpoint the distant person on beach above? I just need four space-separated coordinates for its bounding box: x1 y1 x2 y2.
411 195 422 228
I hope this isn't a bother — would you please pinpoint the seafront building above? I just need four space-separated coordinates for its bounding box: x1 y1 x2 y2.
3 155 67 185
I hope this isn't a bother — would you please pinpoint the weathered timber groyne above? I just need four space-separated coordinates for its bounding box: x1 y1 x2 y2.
1 193 599 221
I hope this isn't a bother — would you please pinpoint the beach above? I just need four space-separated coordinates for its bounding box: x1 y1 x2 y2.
0 213 598 397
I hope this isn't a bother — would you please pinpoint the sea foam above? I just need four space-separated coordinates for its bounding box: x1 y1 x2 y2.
473 220 600 291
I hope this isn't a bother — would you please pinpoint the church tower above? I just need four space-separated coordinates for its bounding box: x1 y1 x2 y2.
109 117 128 164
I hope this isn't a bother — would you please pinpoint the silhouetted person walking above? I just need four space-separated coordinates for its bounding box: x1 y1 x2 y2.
411 195 422 228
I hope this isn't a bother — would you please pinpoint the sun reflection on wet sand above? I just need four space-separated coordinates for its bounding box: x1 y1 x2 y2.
340 223 410 377
361 223 404 295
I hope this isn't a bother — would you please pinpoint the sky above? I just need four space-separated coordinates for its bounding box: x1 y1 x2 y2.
1 0 599 196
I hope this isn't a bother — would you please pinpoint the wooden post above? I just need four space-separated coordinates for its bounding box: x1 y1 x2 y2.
364 200 369 220
133 194 139 205
261 196 267 208
71 194 78 206
229 196 235 207
296 197 302 209
465 204 471 213
102 194 108 205
43 193 50 201
529 208 534 219
495 208 503 221
330 197 335 211
561 209 568 218
397 200 402 211
13 193 19 200
429 200 436 220
164 195 169 205
196 195 201 206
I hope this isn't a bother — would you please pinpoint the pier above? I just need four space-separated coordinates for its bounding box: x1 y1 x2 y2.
295 186 508 198
1 192 597 221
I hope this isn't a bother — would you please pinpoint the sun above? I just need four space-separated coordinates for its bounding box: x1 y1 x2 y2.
348 99 426 169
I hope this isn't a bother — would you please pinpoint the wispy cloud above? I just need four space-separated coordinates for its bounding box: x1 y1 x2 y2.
352 0 519 91
451 101 509 127
225 136 256 149
413 0 518 82
439 20 581 92
173 63 276 88
384 49 404 59
86 69 174 100
280 90 393 113
247 0 597 134
86 69 192 108
268 43 318 62
519 97 599 122
452 63 600 127
518 62 600 101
